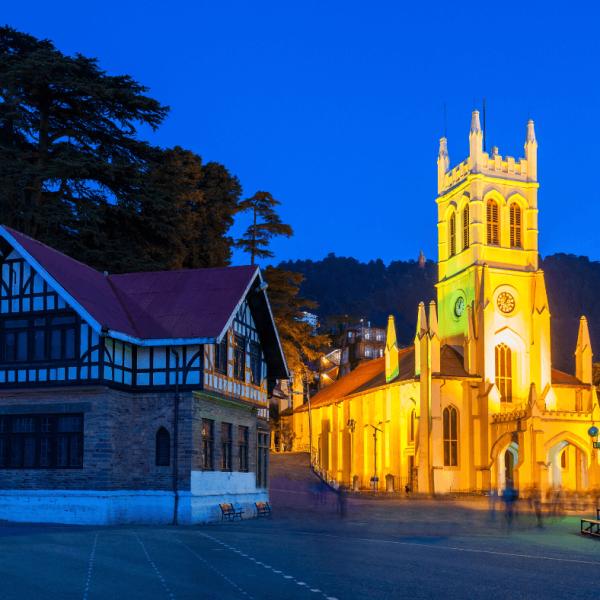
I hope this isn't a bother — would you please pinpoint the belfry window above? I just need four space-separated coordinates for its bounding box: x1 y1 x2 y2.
463 205 470 250
510 203 522 248
449 212 456 257
495 343 512 403
443 406 458 466
487 200 499 245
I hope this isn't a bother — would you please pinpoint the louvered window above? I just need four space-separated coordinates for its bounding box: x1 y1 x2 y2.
463 205 470 249
510 203 522 248
495 343 512 403
487 200 499 245
449 212 456 256
156 427 170 466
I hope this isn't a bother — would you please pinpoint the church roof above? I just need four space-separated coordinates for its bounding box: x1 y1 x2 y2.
0 226 289 377
296 344 474 412
551 368 587 387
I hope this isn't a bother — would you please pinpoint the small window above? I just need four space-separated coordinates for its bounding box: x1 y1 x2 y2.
449 211 456 256
202 419 213 470
233 336 245 380
257 431 269 488
365 346 372 358
487 199 499 245
238 426 248 471
156 427 170 466
250 344 261 385
443 406 458 467
221 423 232 471
409 408 415 443
214 338 227 373
463 204 470 250
510 203 522 248
376 331 384 342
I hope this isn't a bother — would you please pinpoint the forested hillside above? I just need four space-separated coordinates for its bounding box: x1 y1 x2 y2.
279 253 600 375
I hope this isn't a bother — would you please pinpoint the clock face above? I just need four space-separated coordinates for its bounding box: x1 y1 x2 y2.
497 292 516 314
454 297 465 317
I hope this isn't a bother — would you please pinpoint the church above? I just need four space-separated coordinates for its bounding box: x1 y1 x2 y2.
292 112 600 495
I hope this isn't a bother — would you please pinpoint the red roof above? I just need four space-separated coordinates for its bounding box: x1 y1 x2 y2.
551 368 585 386
0 226 259 343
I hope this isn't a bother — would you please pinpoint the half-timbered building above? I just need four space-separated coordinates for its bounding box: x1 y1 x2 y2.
0 226 288 524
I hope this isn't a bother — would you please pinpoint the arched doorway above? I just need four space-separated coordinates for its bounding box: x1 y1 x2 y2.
547 439 588 491
498 442 518 489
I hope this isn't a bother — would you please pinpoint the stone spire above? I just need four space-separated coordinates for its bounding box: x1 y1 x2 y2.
533 270 549 314
524 119 537 182
414 302 428 376
385 315 399 383
429 301 440 373
575 316 593 384
469 110 483 172
437 138 450 194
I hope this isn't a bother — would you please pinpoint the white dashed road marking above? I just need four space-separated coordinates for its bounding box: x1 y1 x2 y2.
170 534 253 599
133 532 175 599
83 533 98 600
198 531 339 599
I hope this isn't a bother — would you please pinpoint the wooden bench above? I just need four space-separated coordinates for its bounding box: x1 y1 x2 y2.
581 519 600 537
219 503 244 522
255 501 272 517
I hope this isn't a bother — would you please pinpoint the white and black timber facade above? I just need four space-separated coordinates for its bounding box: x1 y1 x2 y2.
0 226 288 524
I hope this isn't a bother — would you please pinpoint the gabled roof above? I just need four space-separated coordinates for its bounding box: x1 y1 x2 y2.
551 368 586 387
297 344 476 412
0 226 288 378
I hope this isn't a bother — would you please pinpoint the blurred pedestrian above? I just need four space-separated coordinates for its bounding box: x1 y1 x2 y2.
488 488 498 521
337 484 348 518
502 485 517 532
532 484 543 528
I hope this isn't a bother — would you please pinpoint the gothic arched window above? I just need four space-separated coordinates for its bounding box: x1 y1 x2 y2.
408 407 415 443
495 343 512 403
510 203 522 248
156 427 170 466
449 212 456 256
463 204 470 250
487 199 499 245
443 406 458 466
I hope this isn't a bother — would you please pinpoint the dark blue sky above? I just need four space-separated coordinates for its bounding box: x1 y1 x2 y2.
5 1 599 268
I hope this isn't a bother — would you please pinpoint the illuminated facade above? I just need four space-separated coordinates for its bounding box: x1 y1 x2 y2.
293 113 600 494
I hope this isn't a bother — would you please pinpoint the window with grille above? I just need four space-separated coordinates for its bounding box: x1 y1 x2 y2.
250 344 261 385
487 200 499 245
463 205 470 250
202 419 213 470
238 426 248 471
449 212 456 256
510 203 522 248
214 338 227 373
221 423 232 471
0 413 83 469
156 427 170 466
233 336 245 380
495 343 512 403
443 406 458 466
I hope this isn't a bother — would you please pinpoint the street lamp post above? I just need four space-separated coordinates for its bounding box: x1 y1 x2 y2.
347 419 356 488
368 424 382 495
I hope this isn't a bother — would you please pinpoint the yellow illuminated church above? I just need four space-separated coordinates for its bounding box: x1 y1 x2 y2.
292 112 600 494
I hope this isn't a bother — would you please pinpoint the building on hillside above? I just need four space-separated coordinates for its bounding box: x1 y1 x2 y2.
293 114 600 495
0 226 288 524
330 323 387 378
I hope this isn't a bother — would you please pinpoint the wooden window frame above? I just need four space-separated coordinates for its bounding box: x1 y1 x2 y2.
257 432 269 488
510 202 522 248
238 426 248 472
221 423 232 471
0 413 84 469
214 338 227 374
486 200 499 245
443 406 458 467
202 419 213 470
250 343 261 386
233 336 245 381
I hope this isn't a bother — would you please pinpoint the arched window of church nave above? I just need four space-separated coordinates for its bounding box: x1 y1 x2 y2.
486 199 499 245
462 204 470 250
495 343 512 403
449 212 456 256
443 406 458 466
510 203 522 248
408 407 415 444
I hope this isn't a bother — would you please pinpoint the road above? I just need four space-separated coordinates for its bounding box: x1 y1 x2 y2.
0 453 598 599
